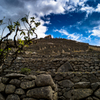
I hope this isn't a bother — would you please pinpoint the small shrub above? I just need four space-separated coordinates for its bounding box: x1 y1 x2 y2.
20 68 31 74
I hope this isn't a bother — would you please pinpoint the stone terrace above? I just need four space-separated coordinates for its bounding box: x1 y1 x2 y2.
2 38 100 100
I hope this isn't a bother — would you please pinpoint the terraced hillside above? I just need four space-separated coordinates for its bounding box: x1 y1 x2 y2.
2 38 100 100
24 38 89 56
3 38 100 72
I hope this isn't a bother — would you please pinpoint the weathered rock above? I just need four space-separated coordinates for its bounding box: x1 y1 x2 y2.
53 92 58 100
62 88 70 94
75 72 82 77
5 85 16 94
35 74 56 90
17 57 23 60
81 78 89 82
58 91 62 96
20 95 26 99
64 89 93 99
23 75 36 80
23 98 36 100
5 73 25 78
84 63 90 67
88 74 98 83
92 96 100 100
0 77 2 83
94 88 100 98
54 74 63 81
57 62 73 72
91 82 100 91
6 94 20 100
86 97 93 100
74 82 90 88
15 88 25 95
71 76 81 82
0 93 5 100
20 80 35 89
58 96 66 100
26 86 54 100
1 77 9 84
58 79 74 88
9 79 21 87
0 83 5 92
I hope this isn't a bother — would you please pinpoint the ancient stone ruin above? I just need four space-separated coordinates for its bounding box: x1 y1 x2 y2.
0 73 57 100
1 38 100 100
44 35 52 39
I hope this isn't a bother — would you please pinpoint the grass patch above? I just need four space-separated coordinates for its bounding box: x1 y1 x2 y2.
20 68 31 74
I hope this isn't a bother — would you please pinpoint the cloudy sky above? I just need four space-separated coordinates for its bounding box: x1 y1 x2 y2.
0 0 100 46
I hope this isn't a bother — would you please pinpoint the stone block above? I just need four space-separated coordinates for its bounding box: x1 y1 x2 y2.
20 80 35 89
94 88 100 98
58 79 74 88
6 94 20 100
91 82 100 91
26 86 55 100
1 77 9 84
35 74 56 90
0 83 5 92
15 88 25 95
57 62 73 72
64 89 93 99
5 85 16 94
23 75 36 80
74 82 90 88
5 73 25 78
0 93 5 100
9 79 21 87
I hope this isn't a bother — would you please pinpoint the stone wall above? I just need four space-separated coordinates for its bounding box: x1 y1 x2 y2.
0 73 57 100
1 71 100 100
8 53 100 72
28 71 100 100
51 72 100 100
25 38 89 55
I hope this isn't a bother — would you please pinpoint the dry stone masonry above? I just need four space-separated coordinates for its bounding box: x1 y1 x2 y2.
1 71 100 100
7 52 100 72
52 72 100 100
1 38 100 100
0 73 57 100
35 71 100 100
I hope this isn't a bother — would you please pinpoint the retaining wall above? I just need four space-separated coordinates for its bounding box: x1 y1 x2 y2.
1 71 100 100
0 73 57 100
8 55 100 72
32 71 100 100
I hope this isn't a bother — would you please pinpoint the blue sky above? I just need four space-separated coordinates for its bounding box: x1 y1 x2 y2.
0 0 100 46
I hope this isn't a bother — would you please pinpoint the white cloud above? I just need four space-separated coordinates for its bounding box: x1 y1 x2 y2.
25 0 65 17
22 0 66 38
54 28 92 44
65 5 76 11
1 0 99 40
69 0 84 6
64 0 88 12
95 4 100 12
80 3 100 18
88 25 100 38
54 29 80 40
91 30 100 37
0 0 65 34
35 20 48 38
81 6 95 18
90 26 100 37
